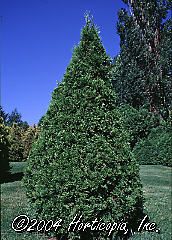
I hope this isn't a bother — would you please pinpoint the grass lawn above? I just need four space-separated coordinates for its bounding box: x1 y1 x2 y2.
1 163 172 240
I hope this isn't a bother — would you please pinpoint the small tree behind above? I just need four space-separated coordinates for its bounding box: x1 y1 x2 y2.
22 125 39 160
7 108 29 130
8 123 24 162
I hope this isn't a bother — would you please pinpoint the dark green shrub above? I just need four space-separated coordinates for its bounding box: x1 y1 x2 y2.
119 105 160 148
0 117 10 182
23 17 143 239
133 123 172 167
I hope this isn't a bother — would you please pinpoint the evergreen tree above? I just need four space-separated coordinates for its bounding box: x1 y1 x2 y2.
38 115 45 127
0 117 10 182
7 108 22 126
113 0 172 119
7 108 29 130
24 16 143 239
159 15 172 117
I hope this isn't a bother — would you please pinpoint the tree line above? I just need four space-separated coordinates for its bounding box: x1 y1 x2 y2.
0 107 38 182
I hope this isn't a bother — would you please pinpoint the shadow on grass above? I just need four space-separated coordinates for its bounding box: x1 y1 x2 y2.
0 172 24 184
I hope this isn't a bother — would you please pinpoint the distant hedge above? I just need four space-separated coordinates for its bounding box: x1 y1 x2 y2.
133 124 172 167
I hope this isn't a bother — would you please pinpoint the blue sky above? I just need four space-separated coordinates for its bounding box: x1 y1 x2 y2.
1 0 125 125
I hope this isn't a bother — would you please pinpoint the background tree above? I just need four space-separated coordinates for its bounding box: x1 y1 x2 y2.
0 107 33 161
113 0 172 120
159 15 172 117
8 123 24 162
0 117 10 182
7 108 22 126
24 16 143 240
22 125 39 160
7 108 29 130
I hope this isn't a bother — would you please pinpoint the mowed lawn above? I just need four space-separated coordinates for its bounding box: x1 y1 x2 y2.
1 163 172 240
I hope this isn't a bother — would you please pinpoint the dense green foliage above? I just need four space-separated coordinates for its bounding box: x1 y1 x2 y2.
37 115 45 127
133 123 172 167
24 18 143 239
113 0 172 120
119 105 160 148
0 117 10 182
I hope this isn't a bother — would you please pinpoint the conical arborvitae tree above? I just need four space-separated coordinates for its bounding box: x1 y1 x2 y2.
24 17 143 239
